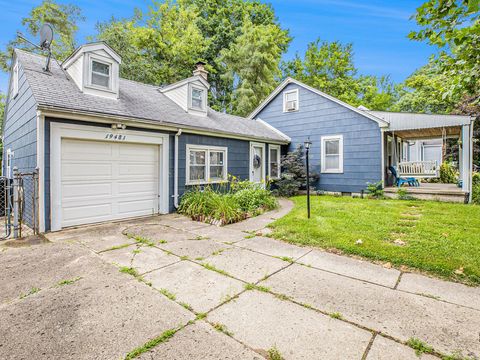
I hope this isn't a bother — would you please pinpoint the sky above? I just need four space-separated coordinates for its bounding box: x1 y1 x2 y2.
0 0 434 93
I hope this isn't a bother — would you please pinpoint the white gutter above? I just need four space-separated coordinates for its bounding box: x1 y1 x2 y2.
173 129 182 208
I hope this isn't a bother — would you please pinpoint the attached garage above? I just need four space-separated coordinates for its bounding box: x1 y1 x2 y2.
50 123 170 231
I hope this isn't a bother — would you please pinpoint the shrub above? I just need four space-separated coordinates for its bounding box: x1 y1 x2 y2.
397 187 415 200
178 178 278 225
366 181 384 199
439 162 458 184
272 144 319 197
472 172 480 205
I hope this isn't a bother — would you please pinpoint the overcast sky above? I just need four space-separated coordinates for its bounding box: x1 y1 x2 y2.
0 0 434 93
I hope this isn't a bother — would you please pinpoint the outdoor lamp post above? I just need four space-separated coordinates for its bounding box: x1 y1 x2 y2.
304 139 312 219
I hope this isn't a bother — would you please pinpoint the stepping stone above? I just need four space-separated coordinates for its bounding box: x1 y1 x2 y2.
397 273 480 311
298 250 400 288
367 335 437 360
144 261 244 313
235 237 309 260
137 321 262 359
208 290 371 359
203 247 287 283
261 264 480 358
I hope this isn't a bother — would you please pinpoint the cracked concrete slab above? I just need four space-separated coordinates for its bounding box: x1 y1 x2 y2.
123 224 197 243
397 273 480 310
262 263 480 358
298 250 400 288
158 239 232 260
144 261 245 313
235 236 309 260
208 290 372 359
0 244 194 360
137 321 262 359
366 335 438 360
203 247 288 283
187 226 248 244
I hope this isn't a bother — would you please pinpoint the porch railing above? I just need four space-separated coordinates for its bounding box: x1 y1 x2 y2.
398 161 439 178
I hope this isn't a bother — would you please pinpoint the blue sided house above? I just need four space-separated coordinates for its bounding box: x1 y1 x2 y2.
2 43 475 233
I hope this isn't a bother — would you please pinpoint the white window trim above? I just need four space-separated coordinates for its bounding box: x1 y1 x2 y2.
11 62 19 99
268 144 281 179
321 135 344 174
283 88 299 112
86 55 113 92
188 84 207 112
186 144 228 185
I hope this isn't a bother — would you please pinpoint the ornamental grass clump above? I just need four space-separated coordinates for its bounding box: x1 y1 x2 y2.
178 176 278 225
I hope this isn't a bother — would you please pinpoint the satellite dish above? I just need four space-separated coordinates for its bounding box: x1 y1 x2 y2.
39 24 53 50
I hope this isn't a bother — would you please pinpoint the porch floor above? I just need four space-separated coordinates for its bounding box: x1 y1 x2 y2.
384 183 467 203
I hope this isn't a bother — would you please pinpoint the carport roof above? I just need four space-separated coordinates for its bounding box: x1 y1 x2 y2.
15 49 290 143
368 111 473 131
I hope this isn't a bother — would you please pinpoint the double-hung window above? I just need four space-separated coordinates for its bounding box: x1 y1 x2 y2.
321 135 343 173
187 145 227 184
91 59 111 89
191 87 204 110
283 89 299 112
269 145 281 179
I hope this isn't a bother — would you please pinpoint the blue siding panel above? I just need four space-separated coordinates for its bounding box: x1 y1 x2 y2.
257 83 382 193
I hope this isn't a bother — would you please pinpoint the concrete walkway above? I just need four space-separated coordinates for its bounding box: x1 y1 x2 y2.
1 199 479 359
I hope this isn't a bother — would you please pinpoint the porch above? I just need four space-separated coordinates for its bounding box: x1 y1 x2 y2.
384 183 467 203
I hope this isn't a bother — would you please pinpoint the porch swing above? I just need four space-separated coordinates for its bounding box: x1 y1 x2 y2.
394 130 441 182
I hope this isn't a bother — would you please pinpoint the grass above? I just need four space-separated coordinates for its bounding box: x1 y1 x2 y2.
406 337 434 356
57 277 82 286
125 328 178 359
119 266 139 277
20 287 40 299
201 263 230 277
99 243 131 253
244 283 271 292
270 196 480 284
329 312 343 320
159 288 176 301
212 322 233 336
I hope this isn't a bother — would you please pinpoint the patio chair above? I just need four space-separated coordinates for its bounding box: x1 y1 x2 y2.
389 166 419 187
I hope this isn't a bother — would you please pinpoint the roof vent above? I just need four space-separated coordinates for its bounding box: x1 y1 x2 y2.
193 61 208 81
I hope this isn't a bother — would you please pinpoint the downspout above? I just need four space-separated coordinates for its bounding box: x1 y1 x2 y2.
174 129 182 209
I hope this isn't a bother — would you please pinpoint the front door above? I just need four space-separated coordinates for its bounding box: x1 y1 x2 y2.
250 143 265 183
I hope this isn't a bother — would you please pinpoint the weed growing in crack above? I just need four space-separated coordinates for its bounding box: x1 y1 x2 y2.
407 338 434 356
329 312 343 320
180 302 192 311
100 243 131 252
124 328 178 359
244 283 270 292
212 323 233 337
180 256 189 260
119 267 139 277
211 249 225 256
202 263 230 276
195 257 205 261
20 287 40 299
134 236 155 247
278 256 294 263
243 234 255 239
267 346 284 360
196 312 207 320
57 277 82 286
159 288 176 301
157 240 168 244
274 293 290 301
132 249 141 255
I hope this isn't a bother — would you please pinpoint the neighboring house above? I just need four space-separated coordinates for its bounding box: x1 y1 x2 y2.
250 78 475 198
3 42 289 232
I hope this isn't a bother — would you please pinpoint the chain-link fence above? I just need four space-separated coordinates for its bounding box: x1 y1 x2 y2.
0 168 39 240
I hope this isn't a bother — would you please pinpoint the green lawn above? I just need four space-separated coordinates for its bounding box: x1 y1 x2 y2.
270 196 480 284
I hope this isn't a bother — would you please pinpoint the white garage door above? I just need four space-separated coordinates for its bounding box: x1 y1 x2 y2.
61 138 160 227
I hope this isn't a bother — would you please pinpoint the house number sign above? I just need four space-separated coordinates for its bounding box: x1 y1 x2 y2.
104 133 127 141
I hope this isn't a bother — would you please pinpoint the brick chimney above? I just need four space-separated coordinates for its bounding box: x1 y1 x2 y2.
193 61 208 81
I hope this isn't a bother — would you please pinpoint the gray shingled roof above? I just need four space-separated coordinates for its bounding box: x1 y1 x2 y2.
16 49 288 142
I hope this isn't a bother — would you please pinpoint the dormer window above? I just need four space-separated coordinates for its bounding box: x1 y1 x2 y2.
283 89 299 112
189 85 206 111
90 59 111 89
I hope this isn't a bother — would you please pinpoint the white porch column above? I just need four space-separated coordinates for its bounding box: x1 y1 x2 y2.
461 124 471 193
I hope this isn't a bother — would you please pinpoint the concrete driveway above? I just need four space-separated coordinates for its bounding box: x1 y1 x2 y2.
1 199 479 359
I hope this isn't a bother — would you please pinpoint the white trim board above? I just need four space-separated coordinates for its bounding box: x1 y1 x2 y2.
248 77 389 128
49 122 170 231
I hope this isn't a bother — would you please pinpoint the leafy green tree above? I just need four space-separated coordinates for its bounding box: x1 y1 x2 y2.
220 18 290 116
409 0 479 104
0 0 84 71
282 38 396 110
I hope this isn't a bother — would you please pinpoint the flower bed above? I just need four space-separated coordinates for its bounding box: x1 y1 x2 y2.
178 177 278 225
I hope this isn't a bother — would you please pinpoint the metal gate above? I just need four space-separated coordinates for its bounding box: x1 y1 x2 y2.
0 168 39 240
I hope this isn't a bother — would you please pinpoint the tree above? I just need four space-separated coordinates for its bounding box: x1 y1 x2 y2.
0 0 84 71
282 38 396 110
220 18 290 116
96 2 208 86
409 0 479 105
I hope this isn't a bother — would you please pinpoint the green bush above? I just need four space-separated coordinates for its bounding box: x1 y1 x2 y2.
366 181 384 199
439 162 458 184
472 172 480 205
178 178 278 225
